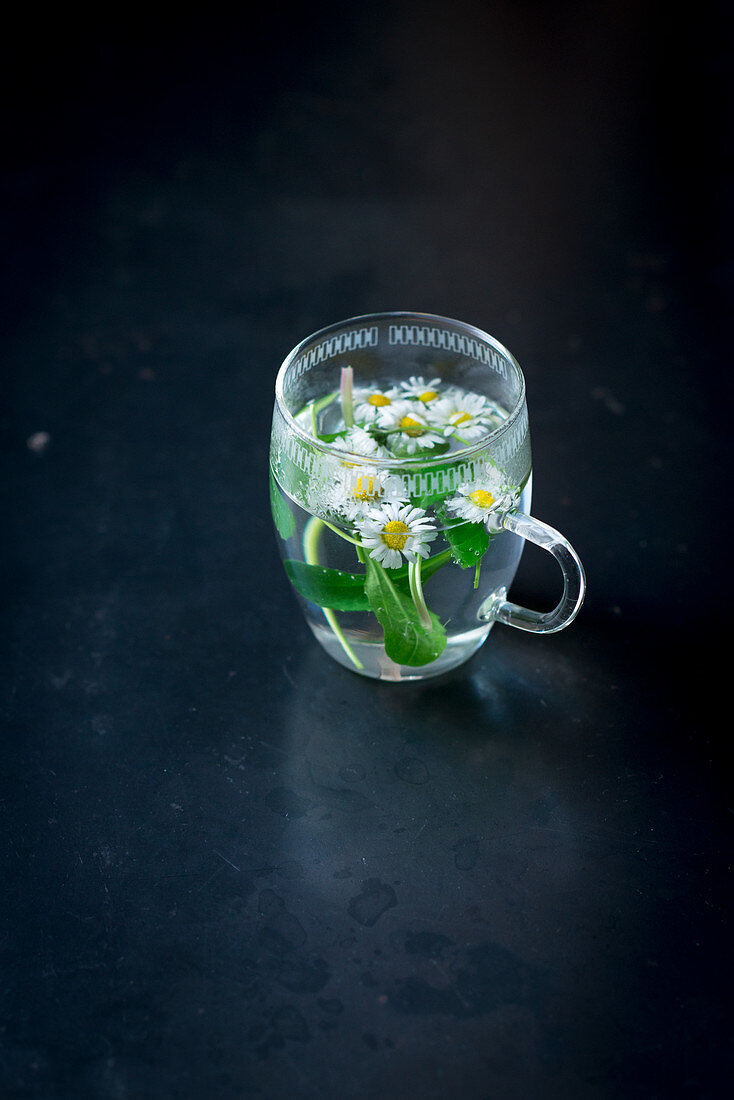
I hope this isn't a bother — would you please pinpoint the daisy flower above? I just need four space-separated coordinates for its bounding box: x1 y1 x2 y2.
445 463 516 524
327 466 406 522
374 399 447 455
427 390 501 441
332 425 390 461
396 376 442 404
353 385 401 424
356 500 437 570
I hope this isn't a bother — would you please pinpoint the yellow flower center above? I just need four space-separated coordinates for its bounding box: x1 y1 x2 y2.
418 390 439 403
468 489 495 509
368 393 391 406
352 476 381 502
380 520 410 550
398 415 425 436
454 411 473 426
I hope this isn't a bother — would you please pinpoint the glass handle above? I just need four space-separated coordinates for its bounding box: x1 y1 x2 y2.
478 511 586 633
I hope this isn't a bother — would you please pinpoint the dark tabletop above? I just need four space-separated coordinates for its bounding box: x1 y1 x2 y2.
2 2 732 1097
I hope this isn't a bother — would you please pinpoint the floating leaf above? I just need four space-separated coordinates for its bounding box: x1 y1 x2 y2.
284 560 370 611
283 548 453 612
445 521 489 569
270 472 296 540
363 556 447 667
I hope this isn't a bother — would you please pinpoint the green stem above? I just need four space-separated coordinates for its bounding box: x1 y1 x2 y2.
302 514 323 565
473 558 482 589
308 391 338 438
426 547 452 573
408 557 432 630
323 520 363 547
302 516 363 670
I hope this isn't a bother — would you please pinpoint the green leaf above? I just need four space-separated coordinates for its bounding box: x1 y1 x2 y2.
284 560 371 611
316 431 347 443
445 521 489 568
284 547 453 611
363 556 447 667
393 548 452 586
270 472 296 541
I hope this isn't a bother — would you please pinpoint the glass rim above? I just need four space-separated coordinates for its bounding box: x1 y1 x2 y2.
274 310 528 470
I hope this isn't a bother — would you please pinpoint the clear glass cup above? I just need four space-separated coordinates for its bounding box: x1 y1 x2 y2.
270 312 585 682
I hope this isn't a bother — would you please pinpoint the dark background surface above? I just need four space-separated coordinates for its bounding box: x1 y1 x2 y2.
2 2 732 1097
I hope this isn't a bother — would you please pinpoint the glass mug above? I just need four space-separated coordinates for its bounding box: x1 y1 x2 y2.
269 312 585 682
